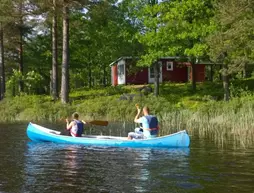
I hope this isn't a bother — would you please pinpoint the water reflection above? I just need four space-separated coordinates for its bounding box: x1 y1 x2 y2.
22 142 190 193
129 148 191 193
2 123 254 193
63 146 79 175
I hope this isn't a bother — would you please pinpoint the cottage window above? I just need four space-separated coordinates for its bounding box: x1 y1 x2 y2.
166 61 173 71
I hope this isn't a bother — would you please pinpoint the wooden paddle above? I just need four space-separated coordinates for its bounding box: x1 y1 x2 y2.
62 116 108 127
82 120 108 126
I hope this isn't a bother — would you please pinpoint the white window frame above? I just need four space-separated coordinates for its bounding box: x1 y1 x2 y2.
166 61 173 71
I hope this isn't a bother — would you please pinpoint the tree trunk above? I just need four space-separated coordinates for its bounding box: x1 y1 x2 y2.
19 24 24 92
103 64 106 87
153 61 159 97
88 62 92 88
222 63 230 101
60 3 69 103
0 22 5 100
191 61 196 91
18 2 24 93
51 0 58 101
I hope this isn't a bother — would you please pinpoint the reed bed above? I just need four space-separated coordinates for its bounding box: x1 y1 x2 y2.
158 98 254 148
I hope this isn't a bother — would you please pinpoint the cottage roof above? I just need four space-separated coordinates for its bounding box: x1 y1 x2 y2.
109 56 133 66
109 56 216 66
109 56 181 66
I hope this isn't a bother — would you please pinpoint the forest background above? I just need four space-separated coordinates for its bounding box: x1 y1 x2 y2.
1 0 254 147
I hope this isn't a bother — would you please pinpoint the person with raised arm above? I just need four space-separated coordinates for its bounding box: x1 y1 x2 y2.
128 105 159 140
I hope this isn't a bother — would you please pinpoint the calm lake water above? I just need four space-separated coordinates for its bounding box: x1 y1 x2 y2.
0 123 254 193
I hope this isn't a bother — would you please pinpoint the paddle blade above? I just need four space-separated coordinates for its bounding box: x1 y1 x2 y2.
89 120 108 126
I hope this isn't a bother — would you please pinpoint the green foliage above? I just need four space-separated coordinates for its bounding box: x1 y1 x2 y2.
0 94 75 122
162 0 215 58
207 0 254 73
24 34 51 71
69 3 141 87
69 69 87 89
25 71 44 94
133 0 215 67
6 69 24 97
6 70 45 96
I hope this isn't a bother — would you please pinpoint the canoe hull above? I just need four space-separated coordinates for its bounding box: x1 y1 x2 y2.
26 123 190 148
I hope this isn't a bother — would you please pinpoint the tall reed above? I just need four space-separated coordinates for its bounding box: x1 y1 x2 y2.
158 98 254 148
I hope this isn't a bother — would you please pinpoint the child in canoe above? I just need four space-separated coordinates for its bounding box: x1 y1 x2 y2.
61 112 85 137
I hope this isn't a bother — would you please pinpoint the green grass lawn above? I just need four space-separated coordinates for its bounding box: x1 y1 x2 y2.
2 78 254 123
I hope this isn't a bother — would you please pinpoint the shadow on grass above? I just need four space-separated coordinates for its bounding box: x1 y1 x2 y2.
69 78 254 105
160 82 224 103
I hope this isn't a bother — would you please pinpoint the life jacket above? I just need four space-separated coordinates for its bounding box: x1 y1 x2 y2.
70 120 84 137
144 115 159 136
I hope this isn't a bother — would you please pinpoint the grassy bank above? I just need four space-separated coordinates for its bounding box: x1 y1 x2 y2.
1 79 254 147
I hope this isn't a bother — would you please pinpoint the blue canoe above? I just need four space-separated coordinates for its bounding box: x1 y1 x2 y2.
26 122 190 148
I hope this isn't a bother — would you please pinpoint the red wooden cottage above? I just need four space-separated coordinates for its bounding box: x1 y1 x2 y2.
110 56 206 86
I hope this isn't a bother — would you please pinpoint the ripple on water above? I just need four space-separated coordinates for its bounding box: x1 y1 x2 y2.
21 142 192 193
1 124 254 193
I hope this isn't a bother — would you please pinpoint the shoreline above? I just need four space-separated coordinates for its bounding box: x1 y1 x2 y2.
1 82 254 147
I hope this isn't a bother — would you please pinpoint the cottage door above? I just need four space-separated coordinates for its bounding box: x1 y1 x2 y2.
148 62 162 83
117 60 126 85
